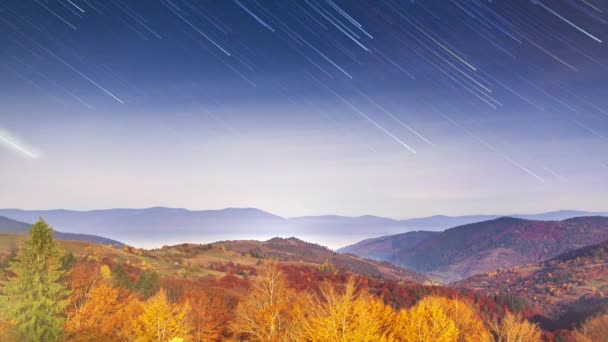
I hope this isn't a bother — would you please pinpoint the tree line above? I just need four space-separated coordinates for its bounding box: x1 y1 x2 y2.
0 219 605 341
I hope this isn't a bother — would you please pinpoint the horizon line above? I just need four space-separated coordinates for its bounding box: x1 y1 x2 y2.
1 206 606 221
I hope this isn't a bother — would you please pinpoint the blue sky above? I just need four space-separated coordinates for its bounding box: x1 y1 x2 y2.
0 0 607 218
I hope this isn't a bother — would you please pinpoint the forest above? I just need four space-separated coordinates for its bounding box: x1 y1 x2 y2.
0 219 606 342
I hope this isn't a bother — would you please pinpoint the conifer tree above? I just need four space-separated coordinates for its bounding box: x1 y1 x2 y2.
112 263 132 289
134 270 160 298
2 219 70 342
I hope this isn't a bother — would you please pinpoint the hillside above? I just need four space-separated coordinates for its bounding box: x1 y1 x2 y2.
0 231 534 340
0 216 124 247
0 232 428 284
148 237 431 283
0 216 427 283
343 216 608 283
454 240 608 329
337 231 439 261
211 237 431 283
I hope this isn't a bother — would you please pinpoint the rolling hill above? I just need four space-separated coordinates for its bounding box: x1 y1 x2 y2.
0 216 124 247
341 216 608 283
211 237 431 283
454 240 608 329
0 230 427 284
0 231 530 338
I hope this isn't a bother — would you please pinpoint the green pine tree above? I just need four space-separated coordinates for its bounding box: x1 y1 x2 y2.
2 219 70 342
112 263 132 289
134 270 160 298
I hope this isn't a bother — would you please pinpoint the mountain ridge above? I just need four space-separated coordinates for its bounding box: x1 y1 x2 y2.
1 207 606 249
340 216 608 283
0 216 125 247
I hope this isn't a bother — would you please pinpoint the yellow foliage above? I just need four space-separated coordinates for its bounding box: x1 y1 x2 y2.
301 276 394 342
100 264 112 280
489 312 541 342
416 296 491 342
232 260 297 342
574 313 608 342
133 288 191 342
393 298 459 342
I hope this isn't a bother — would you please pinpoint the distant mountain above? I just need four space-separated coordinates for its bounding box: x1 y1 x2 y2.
342 216 608 283
0 216 125 247
0 207 288 248
454 239 608 329
338 231 440 261
337 212 608 260
0 208 606 249
514 210 608 221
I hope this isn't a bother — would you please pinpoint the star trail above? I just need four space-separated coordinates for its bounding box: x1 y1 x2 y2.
0 0 607 217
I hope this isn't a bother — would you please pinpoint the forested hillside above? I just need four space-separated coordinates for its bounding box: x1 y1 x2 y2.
1 219 576 342
455 239 608 331
342 217 608 283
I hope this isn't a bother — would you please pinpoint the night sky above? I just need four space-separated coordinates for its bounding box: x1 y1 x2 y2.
1 0 607 218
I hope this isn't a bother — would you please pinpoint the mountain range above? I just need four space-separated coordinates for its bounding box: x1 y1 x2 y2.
0 216 124 247
340 216 608 283
0 207 606 249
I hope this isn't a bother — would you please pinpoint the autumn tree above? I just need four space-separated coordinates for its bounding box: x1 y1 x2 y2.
416 296 491 342
301 276 394 342
132 288 190 342
572 313 608 342
65 261 102 317
489 312 541 342
392 297 459 342
186 288 232 342
1 219 70 342
100 264 112 280
64 284 143 341
232 259 298 342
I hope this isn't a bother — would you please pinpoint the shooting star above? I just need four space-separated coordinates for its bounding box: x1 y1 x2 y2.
440 113 545 183
543 166 567 180
0 131 39 159
533 0 602 43
312 78 417 154
234 0 275 32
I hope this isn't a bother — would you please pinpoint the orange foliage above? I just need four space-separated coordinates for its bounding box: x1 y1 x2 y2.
22 251 556 341
64 284 143 341
232 260 299 342
65 262 102 317
185 288 232 342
